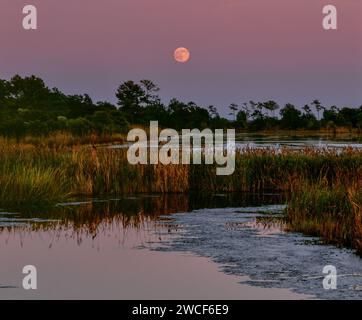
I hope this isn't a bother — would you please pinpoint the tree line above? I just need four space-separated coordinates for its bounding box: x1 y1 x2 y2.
0 75 362 138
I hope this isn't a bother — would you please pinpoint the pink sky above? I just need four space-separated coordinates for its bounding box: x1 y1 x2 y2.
0 0 361 114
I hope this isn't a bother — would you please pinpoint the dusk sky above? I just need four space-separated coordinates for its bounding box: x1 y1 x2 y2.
0 0 361 116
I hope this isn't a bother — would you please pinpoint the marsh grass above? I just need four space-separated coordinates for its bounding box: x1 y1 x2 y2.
0 166 69 208
1 138 362 251
1 141 361 200
285 179 362 252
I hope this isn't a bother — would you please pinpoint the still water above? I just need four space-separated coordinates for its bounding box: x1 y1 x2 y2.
1 194 362 300
234 133 362 149
110 133 362 150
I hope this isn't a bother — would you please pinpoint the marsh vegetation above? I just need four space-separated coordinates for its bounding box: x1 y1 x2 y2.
0 135 361 253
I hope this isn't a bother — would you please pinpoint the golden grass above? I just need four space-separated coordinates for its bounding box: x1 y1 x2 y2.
1 137 362 252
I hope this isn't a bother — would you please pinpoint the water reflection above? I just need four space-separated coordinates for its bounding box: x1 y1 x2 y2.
227 215 286 237
2 192 310 300
1 192 361 299
110 133 362 150
155 204 362 299
0 193 284 247
235 133 362 150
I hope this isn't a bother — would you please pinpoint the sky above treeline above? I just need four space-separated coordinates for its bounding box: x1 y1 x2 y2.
0 0 361 116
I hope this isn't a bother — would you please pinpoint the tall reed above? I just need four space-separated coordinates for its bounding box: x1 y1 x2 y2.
1 138 362 252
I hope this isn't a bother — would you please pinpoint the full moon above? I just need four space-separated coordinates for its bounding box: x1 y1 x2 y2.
174 47 190 63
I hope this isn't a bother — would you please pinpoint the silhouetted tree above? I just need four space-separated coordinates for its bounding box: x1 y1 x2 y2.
280 103 302 129
208 105 219 118
228 103 238 121
263 100 279 118
140 80 160 106
311 99 324 121
236 110 248 128
116 80 145 121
